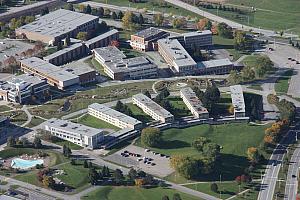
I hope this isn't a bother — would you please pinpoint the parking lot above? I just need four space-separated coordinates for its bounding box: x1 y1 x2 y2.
105 145 174 177
0 39 34 63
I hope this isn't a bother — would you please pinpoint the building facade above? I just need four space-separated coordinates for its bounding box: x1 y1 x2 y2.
88 103 142 130
43 118 104 149
132 93 174 123
197 58 235 75
180 87 209 119
130 27 170 51
230 85 246 118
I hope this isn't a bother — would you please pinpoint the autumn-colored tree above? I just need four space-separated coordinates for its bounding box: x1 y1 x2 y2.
42 175 55 188
153 13 164 26
25 49 34 57
197 18 212 31
235 176 241 185
122 11 135 31
228 104 234 114
110 40 120 48
247 147 260 163
79 4 86 13
211 23 218 35
135 178 146 187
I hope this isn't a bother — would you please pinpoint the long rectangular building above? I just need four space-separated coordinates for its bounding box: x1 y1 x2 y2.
230 85 246 118
158 38 196 74
180 87 209 119
197 58 235 75
43 118 104 149
16 9 99 45
93 46 158 80
132 93 174 123
88 103 142 130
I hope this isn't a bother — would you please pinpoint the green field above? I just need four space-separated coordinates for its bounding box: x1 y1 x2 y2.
167 96 191 118
203 0 300 35
26 117 45 128
76 114 120 131
136 123 269 181
275 69 293 94
81 186 203 200
0 105 11 112
52 139 83 150
126 103 153 123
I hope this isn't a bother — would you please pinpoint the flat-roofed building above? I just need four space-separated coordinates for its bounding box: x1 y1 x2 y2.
169 30 212 50
15 9 99 45
43 118 104 149
20 57 79 90
180 87 209 119
0 74 49 104
158 38 196 74
93 46 158 80
230 85 246 118
197 58 235 75
88 103 142 130
85 29 119 50
132 93 174 123
130 27 170 51
62 63 96 85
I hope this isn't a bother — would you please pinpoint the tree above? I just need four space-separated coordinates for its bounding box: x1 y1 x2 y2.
83 160 88 168
64 3 74 11
88 162 93 168
111 11 118 20
76 32 88 41
197 18 212 31
86 4 92 14
234 30 254 51
33 137 42 149
172 17 187 29
241 66 255 81
202 84 220 112
64 36 71 46
173 193 182 200
88 168 99 185
162 196 170 200
110 40 120 48
210 183 218 193
138 13 144 25
70 159 75 165
143 90 151 98
98 7 104 17
24 16 35 24
153 13 164 26
7 136 15 147
235 175 241 185
141 127 162 147
137 170 146 178
21 137 29 147
102 166 110 177
128 168 137 180
42 175 55 188
122 11 135 31
113 169 124 185
79 4 86 13
217 22 233 38
118 11 124 19
228 70 242 84
247 147 260 163
56 41 62 51
135 178 146 187
192 137 210 152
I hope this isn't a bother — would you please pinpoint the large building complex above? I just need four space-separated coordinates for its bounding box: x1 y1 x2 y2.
44 29 119 66
230 85 246 118
132 93 174 123
20 57 96 90
158 39 196 74
130 27 170 51
169 30 212 50
15 9 99 45
197 58 235 75
43 118 105 149
0 74 49 104
88 103 142 130
93 46 158 80
180 87 209 119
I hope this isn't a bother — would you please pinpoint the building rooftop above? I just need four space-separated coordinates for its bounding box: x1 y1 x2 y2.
230 85 245 113
180 87 208 114
16 9 99 38
93 46 126 63
182 30 212 38
20 57 79 82
62 62 96 76
44 118 103 137
85 29 118 46
132 93 174 119
198 58 233 68
134 27 168 41
44 43 84 61
89 103 142 126
158 39 196 67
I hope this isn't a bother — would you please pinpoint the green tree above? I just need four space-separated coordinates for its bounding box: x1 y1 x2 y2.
76 32 88 41
217 22 233 38
210 183 218 193
234 30 254 51
141 127 162 147
33 137 42 149
228 70 242 84
21 137 29 147
7 136 15 147
83 160 88 168
143 90 151 98
128 168 137 180
98 7 104 17
162 196 170 200
111 11 117 20
88 168 99 185
241 66 255 81
153 13 164 26
113 169 124 185
173 193 182 200
85 4 92 14
192 137 210 152
64 3 74 11
138 13 144 25
118 11 124 19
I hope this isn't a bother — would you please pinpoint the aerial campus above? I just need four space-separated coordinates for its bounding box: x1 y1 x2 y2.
0 0 299 200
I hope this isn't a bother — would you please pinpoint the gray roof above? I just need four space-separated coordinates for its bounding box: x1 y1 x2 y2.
158 39 196 67
93 46 126 63
44 43 84 61
230 85 245 113
180 87 208 114
88 103 142 126
62 62 95 76
132 93 174 119
85 29 119 46
16 9 99 38
199 58 233 68
20 57 79 82
182 30 212 37
134 27 168 41
44 118 103 137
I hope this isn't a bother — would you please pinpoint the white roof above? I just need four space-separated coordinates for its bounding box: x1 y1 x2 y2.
230 85 245 113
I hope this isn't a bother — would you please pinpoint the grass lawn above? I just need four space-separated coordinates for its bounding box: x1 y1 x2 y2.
167 96 191 118
52 140 83 150
85 58 109 78
275 69 293 94
76 114 120 131
0 105 11 112
248 84 263 91
126 103 153 123
213 35 249 61
136 123 269 182
81 186 203 200
213 93 232 116
26 117 45 128
29 81 154 119
1 111 27 126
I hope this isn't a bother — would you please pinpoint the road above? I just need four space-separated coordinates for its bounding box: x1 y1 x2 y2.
284 141 300 200
258 125 300 200
164 0 298 38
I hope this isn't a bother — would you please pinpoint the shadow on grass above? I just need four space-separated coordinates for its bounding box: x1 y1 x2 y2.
157 140 190 149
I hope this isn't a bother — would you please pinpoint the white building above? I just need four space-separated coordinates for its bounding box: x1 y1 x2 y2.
180 87 209 119
88 103 142 130
132 93 174 123
230 85 246 118
43 118 104 149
